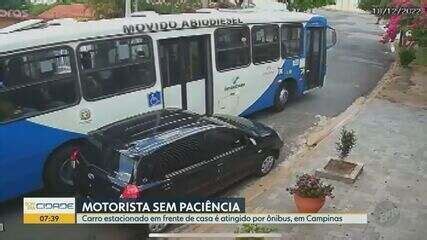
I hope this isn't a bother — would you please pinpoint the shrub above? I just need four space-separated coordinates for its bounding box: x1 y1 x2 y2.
235 224 275 240
286 174 334 198
358 0 383 12
336 128 357 159
287 0 336 12
409 15 427 47
399 48 416 67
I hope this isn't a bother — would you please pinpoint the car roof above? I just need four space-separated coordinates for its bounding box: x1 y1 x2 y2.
89 108 234 156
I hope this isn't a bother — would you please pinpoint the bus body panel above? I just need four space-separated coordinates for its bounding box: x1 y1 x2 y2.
0 12 331 201
0 120 82 201
239 58 306 116
0 85 162 201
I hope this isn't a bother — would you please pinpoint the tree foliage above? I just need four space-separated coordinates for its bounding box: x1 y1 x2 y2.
87 0 125 18
27 4 54 16
358 0 389 12
287 0 336 12
85 0 203 18
0 0 28 10
137 0 202 14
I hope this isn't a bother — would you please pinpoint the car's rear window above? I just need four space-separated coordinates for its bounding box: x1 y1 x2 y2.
109 151 136 183
213 114 258 135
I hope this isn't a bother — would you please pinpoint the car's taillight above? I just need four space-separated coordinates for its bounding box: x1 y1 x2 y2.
120 184 140 199
70 148 80 168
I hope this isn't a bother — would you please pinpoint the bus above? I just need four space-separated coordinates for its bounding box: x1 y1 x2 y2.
0 7 336 201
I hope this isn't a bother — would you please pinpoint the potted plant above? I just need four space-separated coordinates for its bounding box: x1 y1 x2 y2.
316 128 363 183
235 224 275 240
287 174 334 213
336 128 357 160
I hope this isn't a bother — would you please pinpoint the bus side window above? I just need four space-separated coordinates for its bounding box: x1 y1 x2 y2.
78 36 155 101
281 24 302 58
251 24 280 64
0 48 78 122
215 27 251 71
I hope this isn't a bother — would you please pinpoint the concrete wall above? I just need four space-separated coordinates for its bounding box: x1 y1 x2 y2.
30 0 57 4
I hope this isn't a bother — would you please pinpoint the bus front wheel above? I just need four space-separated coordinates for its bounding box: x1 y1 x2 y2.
44 145 77 196
273 83 290 112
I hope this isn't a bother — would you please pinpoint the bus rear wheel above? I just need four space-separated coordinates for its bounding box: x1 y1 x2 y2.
44 145 77 196
273 83 290 112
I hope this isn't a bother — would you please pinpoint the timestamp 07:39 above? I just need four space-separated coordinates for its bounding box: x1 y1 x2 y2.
24 213 76 224
39 215 60 222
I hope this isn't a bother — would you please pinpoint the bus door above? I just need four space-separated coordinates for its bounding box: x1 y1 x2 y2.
305 27 326 89
159 35 212 115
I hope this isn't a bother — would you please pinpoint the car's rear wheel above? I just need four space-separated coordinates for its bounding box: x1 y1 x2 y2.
149 223 168 233
256 152 276 176
44 145 77 195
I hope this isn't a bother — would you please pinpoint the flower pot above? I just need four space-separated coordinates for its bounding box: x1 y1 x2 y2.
294 193 325 213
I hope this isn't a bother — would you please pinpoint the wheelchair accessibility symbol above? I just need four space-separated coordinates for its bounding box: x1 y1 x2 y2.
148 91 162 107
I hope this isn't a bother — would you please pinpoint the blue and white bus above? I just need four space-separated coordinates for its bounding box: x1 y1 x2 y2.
0 7 336 201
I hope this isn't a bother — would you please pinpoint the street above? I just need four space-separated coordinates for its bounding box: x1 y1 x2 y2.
0 10 394 240
250 9 393 157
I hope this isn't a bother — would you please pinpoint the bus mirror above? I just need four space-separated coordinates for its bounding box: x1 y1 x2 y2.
326 27 337 50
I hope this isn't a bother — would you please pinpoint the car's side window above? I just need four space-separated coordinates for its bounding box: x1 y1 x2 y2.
150 133 206 180
205 129 247 158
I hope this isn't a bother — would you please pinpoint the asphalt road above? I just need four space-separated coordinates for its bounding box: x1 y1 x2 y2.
0 10 393 240
250 9 394 156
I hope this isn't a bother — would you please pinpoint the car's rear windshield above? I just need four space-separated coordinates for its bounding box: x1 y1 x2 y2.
213 114 258 135
108 151 136 183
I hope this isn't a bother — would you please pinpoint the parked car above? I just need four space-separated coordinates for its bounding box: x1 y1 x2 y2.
72 109 283 232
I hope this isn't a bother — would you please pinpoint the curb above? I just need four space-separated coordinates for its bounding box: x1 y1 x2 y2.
306 62 398 147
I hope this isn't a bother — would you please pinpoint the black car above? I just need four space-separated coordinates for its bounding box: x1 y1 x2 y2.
73 108 282 202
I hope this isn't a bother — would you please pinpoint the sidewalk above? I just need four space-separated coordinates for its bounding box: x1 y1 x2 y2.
174 63 427 239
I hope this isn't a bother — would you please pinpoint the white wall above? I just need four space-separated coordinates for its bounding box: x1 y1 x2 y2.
323 0 364 12
30 0 57 5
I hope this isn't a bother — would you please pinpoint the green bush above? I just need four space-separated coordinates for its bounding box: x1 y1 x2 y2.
358 0 390 13
287 0 336 12
137 0 201 14
336 128 357 159
235 224 275 240
358 0 380 11
27 4 54 16
399 48 416 67
415 47 427 65
411 25 427 48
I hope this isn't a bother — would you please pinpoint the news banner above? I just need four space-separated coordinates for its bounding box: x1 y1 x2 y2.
23 198 367 225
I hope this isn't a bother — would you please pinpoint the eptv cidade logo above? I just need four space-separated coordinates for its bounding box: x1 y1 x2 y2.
23 198 76 224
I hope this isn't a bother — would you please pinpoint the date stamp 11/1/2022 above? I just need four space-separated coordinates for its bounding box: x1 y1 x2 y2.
371 6 425 16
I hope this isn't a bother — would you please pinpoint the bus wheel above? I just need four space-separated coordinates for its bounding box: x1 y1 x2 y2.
44 145 77 195
273 84 290 112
